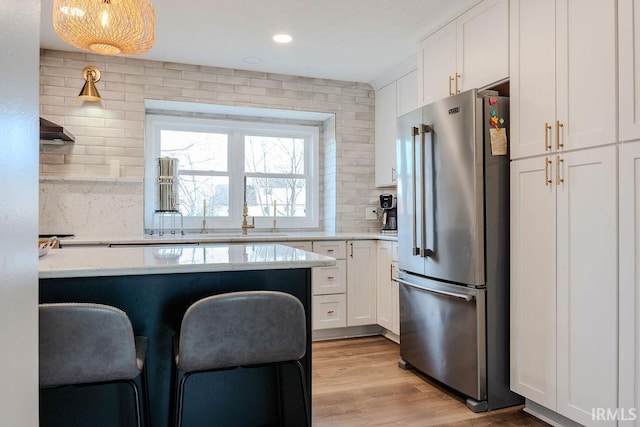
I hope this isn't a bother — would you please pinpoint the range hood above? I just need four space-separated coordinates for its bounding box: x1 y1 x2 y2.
40 117 75 143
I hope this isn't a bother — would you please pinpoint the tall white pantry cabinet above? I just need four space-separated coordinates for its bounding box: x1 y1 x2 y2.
618 1 640 426
509 1 628 426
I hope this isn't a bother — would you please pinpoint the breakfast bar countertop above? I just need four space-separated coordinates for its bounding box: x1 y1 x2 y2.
39 242 337 279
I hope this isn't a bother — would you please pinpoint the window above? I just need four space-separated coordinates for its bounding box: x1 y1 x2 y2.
145 114 319 232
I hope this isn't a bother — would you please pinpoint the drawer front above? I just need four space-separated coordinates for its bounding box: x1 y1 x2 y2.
283 241 313 252
312 241 347 259
312 260 347 295
313 294 347 330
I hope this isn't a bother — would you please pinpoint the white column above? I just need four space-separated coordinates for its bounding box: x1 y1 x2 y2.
0 0 41 425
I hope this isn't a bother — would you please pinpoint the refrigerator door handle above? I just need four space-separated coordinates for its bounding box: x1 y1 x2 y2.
411 126 420 256
394 277 475 301
420 124 434 257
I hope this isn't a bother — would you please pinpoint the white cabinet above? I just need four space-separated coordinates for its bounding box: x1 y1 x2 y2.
418 21 456 107
510 156 557 409
375 70 418 188
555 147 618 426
346 240 377 326
510 0 617 159
375 82 398 187
510 146 618 426
396 70 418 117
311 241 347 330
619 0 640 142
283 241 312 252
312 260 347 295
417 0 508 107
377 241 399 335
618 141 640 426
313 294 346 330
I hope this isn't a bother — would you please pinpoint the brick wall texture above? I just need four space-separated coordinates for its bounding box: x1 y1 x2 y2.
39 49 382 233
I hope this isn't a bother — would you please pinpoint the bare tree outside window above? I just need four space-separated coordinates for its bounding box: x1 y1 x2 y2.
245 135 307 218
160 130 229 217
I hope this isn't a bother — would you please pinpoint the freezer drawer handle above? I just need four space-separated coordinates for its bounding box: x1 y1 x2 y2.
394 277 475 302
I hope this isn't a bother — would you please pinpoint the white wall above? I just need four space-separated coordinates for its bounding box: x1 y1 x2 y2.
0 0 41 424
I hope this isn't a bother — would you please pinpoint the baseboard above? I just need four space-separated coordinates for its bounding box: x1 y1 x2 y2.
312 325 383 341
380 328 400 344
524 399 583 427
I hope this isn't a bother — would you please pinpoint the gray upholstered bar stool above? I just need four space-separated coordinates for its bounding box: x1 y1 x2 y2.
172 290 309 427
39 303 150 427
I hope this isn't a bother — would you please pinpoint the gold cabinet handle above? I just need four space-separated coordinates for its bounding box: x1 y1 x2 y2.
556 156 564 185
327 310 335 315
544 122 552 151
389 264 393 281
448 75 454 96
556 121 564 150
545 157 552 186
327 276 335 280
455 73 461 94
350 242 354 258
391 167 396 182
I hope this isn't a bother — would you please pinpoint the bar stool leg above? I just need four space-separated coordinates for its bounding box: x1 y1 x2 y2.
125 379 142 427
293 361 311 427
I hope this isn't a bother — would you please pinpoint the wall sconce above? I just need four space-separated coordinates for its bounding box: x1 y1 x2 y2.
78 66 102 102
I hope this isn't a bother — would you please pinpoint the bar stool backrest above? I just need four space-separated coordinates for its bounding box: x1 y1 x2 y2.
39 303 142 387
176 291 306 372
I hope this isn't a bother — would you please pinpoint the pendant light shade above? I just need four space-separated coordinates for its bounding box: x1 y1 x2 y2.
78 66 102 101
53 0 155 56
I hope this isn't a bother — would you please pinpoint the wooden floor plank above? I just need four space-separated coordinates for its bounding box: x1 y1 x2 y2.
312 336 548 426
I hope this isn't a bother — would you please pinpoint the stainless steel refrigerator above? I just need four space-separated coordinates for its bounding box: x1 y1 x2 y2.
395 88 522 412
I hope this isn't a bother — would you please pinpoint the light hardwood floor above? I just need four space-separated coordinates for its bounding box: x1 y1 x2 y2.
312 336 549 426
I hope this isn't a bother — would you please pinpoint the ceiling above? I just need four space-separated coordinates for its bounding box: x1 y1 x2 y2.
40 0 478 84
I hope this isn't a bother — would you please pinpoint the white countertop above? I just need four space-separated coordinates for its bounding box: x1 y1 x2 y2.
58 231 398 247
39 243 337 279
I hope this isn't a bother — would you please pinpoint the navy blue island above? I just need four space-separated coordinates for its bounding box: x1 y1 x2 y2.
39 243 335 427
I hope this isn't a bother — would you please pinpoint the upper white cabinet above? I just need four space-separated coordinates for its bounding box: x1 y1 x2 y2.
375 70 418 188
510 0 617 159
417 0 508 107
618 141 640 426
619 0 640 142
396 70 419 117
375 82 398 187
511 146 618 426
417 21 457 106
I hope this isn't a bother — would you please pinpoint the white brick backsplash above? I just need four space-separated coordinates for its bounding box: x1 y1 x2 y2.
39 49 380 233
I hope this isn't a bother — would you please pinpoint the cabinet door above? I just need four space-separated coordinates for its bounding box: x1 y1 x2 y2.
375 82 397 187
391 262 400 336
376 241 393 330
619 142 640 426
619 0 640 142
396 70 418 117
347 240 377 326
509 0 557 159
555 0 616 152
556 146 617 426
456 0 509 92
418 21 456 107
510 156 557 409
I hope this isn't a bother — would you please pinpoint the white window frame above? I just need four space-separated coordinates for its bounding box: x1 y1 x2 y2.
144 114 320 232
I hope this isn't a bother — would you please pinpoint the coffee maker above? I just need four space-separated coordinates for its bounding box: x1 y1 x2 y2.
379 194 397 232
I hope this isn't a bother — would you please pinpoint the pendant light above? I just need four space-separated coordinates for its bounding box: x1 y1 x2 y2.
53 0 155 56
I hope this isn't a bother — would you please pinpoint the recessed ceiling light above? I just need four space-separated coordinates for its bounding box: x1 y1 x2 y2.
242 56 263 64
273 34 293 44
